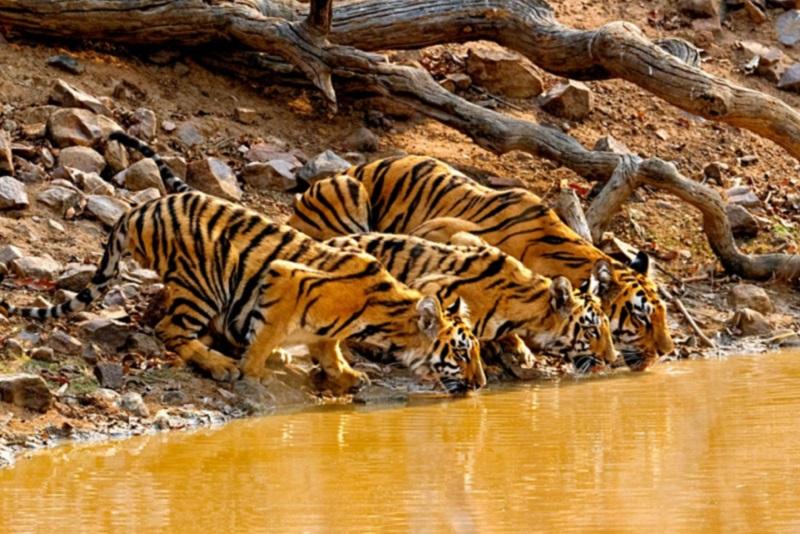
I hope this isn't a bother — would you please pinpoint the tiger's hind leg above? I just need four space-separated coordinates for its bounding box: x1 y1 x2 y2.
410 217 485 247
309 340 369 395
240 261 368 394
156 286 240 382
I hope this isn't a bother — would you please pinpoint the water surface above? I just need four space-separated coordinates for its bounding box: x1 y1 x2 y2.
3 351 800 532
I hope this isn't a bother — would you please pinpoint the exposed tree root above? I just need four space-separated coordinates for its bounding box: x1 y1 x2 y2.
1 0 799 282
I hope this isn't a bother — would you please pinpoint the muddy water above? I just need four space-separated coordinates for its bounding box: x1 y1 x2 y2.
3 352 800 533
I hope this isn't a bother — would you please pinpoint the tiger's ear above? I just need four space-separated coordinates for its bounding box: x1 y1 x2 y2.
628 251 651 276
584 260 612 296
549 276 575 315
446 296 472 327
417 296 444 339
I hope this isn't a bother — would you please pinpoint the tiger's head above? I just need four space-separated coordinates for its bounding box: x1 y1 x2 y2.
597 252 674 371
526 268 617 373
413 295 485 394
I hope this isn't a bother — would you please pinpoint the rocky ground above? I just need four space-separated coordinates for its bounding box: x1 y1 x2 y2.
3 0 800 467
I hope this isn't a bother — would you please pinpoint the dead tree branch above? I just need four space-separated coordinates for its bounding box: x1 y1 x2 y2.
1 0 800 282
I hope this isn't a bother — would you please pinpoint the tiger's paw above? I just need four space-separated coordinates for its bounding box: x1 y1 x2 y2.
197 351 241 382
312 368 369 396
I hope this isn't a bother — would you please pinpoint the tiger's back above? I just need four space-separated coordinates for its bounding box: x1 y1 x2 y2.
290 155 674 370
1 191 485 393
325 232 617 369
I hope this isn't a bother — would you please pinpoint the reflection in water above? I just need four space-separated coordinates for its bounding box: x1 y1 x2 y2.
3 352 800 532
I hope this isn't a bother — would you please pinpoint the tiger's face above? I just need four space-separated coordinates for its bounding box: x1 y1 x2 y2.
416 296 485 394
602 253 674 371
568 289 617 373
528 274 617 373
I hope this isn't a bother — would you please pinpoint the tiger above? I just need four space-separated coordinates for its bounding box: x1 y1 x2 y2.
325 233 617 373
1 158 485 396
289 155 675 371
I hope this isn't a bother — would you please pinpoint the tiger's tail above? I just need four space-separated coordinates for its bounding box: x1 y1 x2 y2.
109 131 192 194
0 218 130 320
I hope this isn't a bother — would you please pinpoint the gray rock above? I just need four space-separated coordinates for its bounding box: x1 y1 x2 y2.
37 185 83 213
0 373 53 412
679 0 719 17
442 73 471 91
0 176 29 210
94 361 124 389
129 108 157 141
56 264 95 291
353 384 409 405
778 63 800 92
47 329 83 356
50 79 109 116
235 107 258 125
242 160 297 190
727 283 774 315
593 135 631 155
740 41 784 67
85 195 129 227
104 140 129 174
465 46 544 98
187 157 242 201
161 120 176 133
297 150 351 184
777 10 800 47
14 158 46 183
81 343 102 365
344 127 379 152
726 204 759 238
91 387 120 406
119 391 150 418
130 187 162 205
47 218 65 233
729 308 772 337
161 155 187 179
124 333 164 357
81 319 130 351
0 245 23 265
10 255 61 280
128 268 160 284
58 146 106 174
728 191 761 208
102 283 139 308
175 122 204 147
162 389 188 406
703 161 729 183
46 55 83 75
30 346 56 362
73 170 115 196
47 108 121 148
117 158 165 194
244 142 298 165
0 130 12 175
2 338 25 359
541 81 594 121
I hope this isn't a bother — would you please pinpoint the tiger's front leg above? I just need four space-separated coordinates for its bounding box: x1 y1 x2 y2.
309 340 369 395
156 286 240 382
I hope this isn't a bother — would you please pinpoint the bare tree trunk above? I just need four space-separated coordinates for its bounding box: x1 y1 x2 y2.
1 0 799 282
554 189 593 244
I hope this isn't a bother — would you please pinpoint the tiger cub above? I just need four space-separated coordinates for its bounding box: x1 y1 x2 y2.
289 156 674 371
0 192 485 394
325 233 617 372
